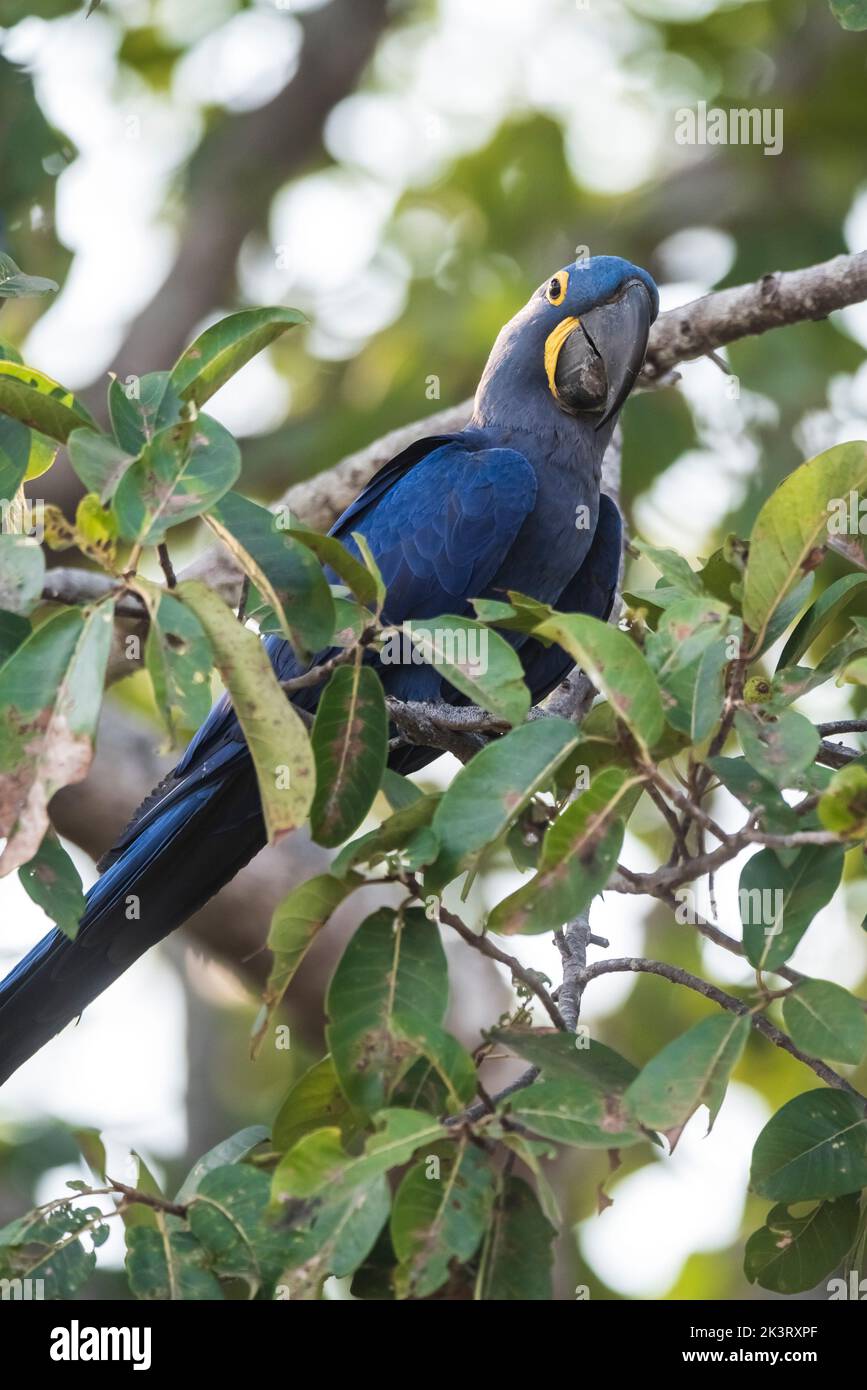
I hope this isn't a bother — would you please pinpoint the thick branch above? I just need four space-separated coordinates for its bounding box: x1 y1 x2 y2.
640 250 867 383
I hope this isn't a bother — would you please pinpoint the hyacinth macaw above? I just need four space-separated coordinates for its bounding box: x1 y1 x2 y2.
0 255 658 1084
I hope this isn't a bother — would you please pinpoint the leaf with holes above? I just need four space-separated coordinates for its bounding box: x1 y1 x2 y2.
0 602 115 873
750 1090 867 1201
18 829 86 940
113 415 240 545
745 1193 861 1295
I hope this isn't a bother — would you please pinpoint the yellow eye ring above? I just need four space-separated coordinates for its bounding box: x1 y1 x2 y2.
546 270 569 306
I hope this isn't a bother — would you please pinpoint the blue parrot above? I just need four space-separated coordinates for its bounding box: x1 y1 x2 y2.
0 255 657 1084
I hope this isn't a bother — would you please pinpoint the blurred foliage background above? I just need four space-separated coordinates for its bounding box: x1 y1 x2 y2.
1 0 866 1301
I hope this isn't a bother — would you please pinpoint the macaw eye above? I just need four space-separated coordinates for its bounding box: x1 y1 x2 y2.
546 271 569 306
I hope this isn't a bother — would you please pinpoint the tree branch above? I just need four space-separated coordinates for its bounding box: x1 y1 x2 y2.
580 957 866 1106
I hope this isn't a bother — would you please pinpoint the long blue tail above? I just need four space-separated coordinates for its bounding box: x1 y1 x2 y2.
0 744 265 1085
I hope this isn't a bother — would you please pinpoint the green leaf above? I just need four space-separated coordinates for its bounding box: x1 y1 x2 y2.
472 590 554 634
534 611 664 752
18 829 86 939
777 573 867 670
691 636 731 742
476 1175 554 1301
170 307 306 409
177 582 315 847
508 1076 646 1149
750 1090 867 1201
783 980 867 1065
286 523 379 610
830 0 867 31
645 596 732 678
279 1177 391 1298
75 493 119 568
108 371 183 455
72 1128 107 1182
310 664 388 847
391 1139 495 1299
426 717 579 893
494 1133 561 1226
743 441 867 650
175 1126 270 1205
255 873 360 1055
0 611 29 666
745 1194 861 1295
0 360 97 444
624 1013 750 1148
187 1164 300 1296
122 1153 165 1232
113 414 241 545
492 1027 638 1090
326 907 452 1112
818 763 867 837
0 251 58 299
0 602 115 873
67 427 135 503
273 1057 352 1154
350 531 386 614
0 1203 99 1298
206 491 336 653
706 755 799 841
0 412 55 496
632 540 706 597
487 768 634 935
754 574 814 658
0 534 44 615
125 1222 222 1301
740 845 844 971
392 1013 477 1109
400 615 530 725
331 792 440 878
272 1109 444 1205
141 588 213 744
735 706 820 789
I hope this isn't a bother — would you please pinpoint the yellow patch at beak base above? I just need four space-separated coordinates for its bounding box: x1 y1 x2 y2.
544 317 581 401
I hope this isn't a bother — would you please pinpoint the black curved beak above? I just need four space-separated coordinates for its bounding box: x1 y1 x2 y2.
553 280 653 429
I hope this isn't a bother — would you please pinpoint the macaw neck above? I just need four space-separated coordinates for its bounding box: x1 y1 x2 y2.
469 389 612 491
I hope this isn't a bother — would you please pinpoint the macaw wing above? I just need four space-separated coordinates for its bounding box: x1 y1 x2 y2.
327 432 463 535
334 438 537 622
166 436 534 798
520 491 622 704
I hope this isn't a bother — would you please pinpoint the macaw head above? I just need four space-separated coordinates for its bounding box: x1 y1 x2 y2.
473 254 658 436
